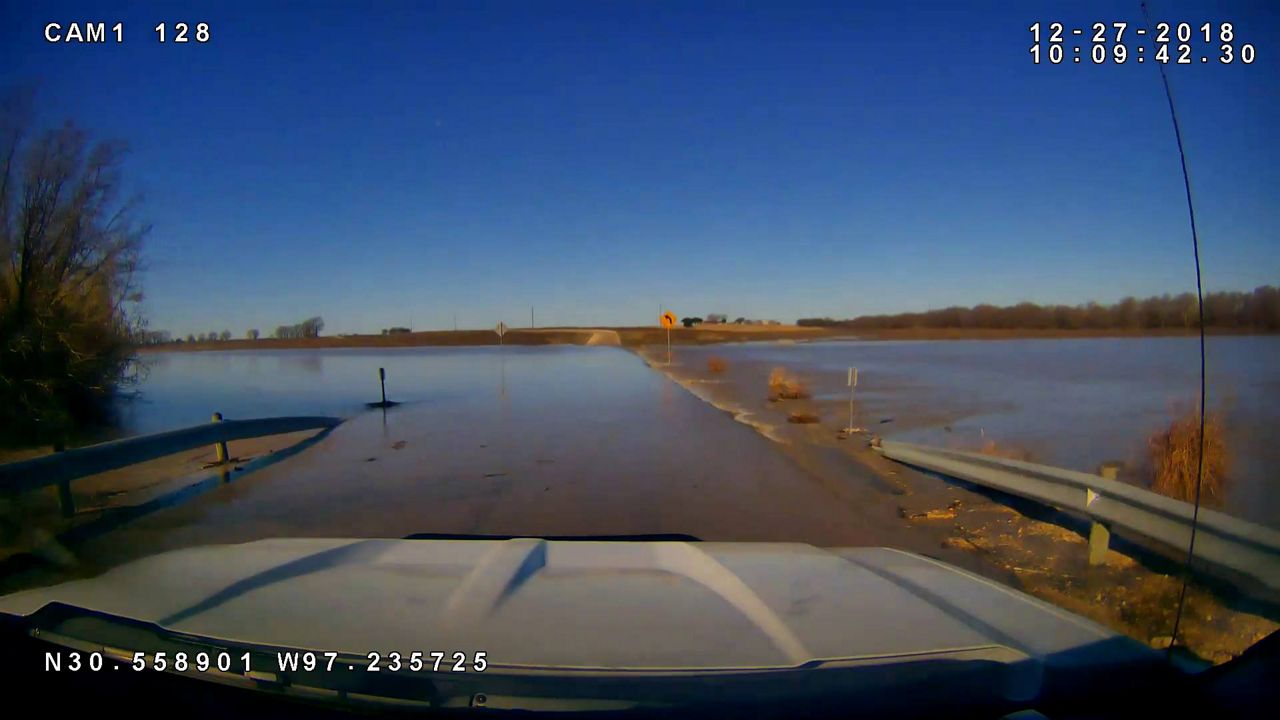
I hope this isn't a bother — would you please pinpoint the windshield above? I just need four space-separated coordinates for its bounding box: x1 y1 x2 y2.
0 0 1276 709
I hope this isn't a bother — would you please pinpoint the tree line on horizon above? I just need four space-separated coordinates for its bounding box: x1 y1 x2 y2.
145 317 324 344
797 286 1280 331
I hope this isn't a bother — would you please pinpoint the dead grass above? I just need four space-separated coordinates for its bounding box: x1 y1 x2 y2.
977 439 1034 462
767 367 810 400
707 356 728 374
1148 408 1229 506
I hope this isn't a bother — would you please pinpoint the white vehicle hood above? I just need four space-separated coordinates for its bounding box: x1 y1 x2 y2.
0 538 1150 671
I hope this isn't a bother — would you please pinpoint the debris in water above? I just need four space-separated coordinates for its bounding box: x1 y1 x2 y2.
391 440 407 450
365 457 377 462
768 368 810 400
483 472 507 478
899 506 958 521
941 536 975 551
787 412 820 424
879 417 894 424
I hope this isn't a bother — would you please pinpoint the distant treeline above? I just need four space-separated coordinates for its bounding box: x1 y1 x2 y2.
798 286 1280 331
273 316 324 340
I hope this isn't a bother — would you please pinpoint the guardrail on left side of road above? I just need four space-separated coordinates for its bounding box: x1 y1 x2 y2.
0 415 343 516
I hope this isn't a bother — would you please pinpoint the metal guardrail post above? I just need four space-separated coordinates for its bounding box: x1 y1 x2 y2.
212 412 229 464
53 441 74 518
1087 464 1121 566
1087 517 1110 565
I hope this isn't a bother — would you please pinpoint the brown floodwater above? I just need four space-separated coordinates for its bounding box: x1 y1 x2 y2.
11 346 943 586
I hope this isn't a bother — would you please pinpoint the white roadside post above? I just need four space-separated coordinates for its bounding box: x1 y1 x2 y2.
846 367 859 433
496 321 507 347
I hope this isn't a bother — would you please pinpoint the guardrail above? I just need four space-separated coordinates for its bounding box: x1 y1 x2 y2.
874 440 1280 592
0 415 343 517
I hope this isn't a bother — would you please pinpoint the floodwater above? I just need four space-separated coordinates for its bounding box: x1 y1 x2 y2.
676 336 1280 528
65 346 923 574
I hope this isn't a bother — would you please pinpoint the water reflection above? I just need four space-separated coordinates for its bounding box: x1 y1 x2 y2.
279 352 322 376
120 347 651 437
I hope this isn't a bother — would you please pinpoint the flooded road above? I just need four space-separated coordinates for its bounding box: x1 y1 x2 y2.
45 347 926 577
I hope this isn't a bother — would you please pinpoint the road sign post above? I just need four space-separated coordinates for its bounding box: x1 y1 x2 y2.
659 311 677 365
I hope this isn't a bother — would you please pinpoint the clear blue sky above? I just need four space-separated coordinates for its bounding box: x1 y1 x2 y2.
2 0 1276 335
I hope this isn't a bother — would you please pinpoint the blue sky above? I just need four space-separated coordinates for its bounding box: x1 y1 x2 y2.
2 0 1276 335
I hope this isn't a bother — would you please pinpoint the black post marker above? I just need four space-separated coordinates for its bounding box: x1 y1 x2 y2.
379 367 387 406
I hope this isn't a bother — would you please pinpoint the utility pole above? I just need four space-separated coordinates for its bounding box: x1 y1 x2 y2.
453 312 457 332
531 306 535 328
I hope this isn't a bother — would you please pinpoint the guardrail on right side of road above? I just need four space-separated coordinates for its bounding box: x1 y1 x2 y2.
874 440 1280 593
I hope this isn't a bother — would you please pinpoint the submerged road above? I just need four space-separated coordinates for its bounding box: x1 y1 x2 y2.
10 348 929 586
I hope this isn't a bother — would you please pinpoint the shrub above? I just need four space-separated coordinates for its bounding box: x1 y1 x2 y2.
1148 408 1228 506
1 94 147 443
977 439 1033 462
707 356 728 373
767 367 809 400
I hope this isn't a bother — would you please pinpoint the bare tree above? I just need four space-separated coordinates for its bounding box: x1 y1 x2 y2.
246 328 259 340
272 316 324 339
0 87 149 438
218 330 231 341
301 316 324 338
